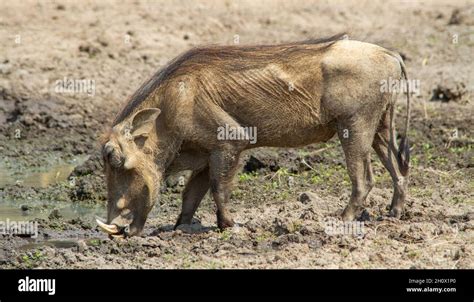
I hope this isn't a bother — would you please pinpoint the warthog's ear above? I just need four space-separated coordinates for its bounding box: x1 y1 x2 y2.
122 108 161 169
129 108 161 138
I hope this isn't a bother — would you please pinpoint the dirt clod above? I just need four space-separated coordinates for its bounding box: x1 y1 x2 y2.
431 81 468 103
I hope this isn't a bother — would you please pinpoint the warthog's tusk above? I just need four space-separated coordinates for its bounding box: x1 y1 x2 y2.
96 218 119 234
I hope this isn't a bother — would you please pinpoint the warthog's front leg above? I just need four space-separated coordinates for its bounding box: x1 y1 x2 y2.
209 147 242 229
174 167 210 228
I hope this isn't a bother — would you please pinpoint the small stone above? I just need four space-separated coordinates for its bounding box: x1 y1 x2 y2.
243 155 266 173
48 209 62 220
77 240 87 253
359 209 371 222
273 255 283 262
97 38 108 47
448 9 462 25
466 212 474 221
308 239 322 249
0 63 12 75
298 191 318 204
79 44 101 57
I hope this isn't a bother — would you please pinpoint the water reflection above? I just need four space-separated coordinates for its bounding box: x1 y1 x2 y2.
0 156 87 188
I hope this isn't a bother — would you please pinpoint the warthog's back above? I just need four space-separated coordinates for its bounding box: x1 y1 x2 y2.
120 35 403 148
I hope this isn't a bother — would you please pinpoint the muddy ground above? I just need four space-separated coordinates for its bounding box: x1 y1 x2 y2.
0 0 472 268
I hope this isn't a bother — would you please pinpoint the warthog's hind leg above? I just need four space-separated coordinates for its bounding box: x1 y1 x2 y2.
174 167 210 228
372 108 408 218
337 119 376 221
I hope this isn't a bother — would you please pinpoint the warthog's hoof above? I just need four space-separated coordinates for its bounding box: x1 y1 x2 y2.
174 217 201 230
341 211 355 222
389 207 403 219
341 205 368 221
175 223 205 234
341 206 358 221
217 217 235 229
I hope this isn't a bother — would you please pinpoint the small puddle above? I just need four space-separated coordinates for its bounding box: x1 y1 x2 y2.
0 156 109 251
23 164 76 188
0 155 105 224
0 156 88 188
0 201 106 222
3 201 107 251
20 240 79 250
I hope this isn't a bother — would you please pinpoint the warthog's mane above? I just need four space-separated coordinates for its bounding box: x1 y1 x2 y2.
113 33 347 125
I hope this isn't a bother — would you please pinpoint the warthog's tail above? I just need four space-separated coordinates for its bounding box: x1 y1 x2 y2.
395 53 410 176
384 50 411 177
398 57 411 177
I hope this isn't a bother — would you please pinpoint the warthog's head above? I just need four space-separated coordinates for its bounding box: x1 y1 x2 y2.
97 108 162 238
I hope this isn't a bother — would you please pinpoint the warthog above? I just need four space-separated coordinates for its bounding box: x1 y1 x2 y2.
97 33 410 238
